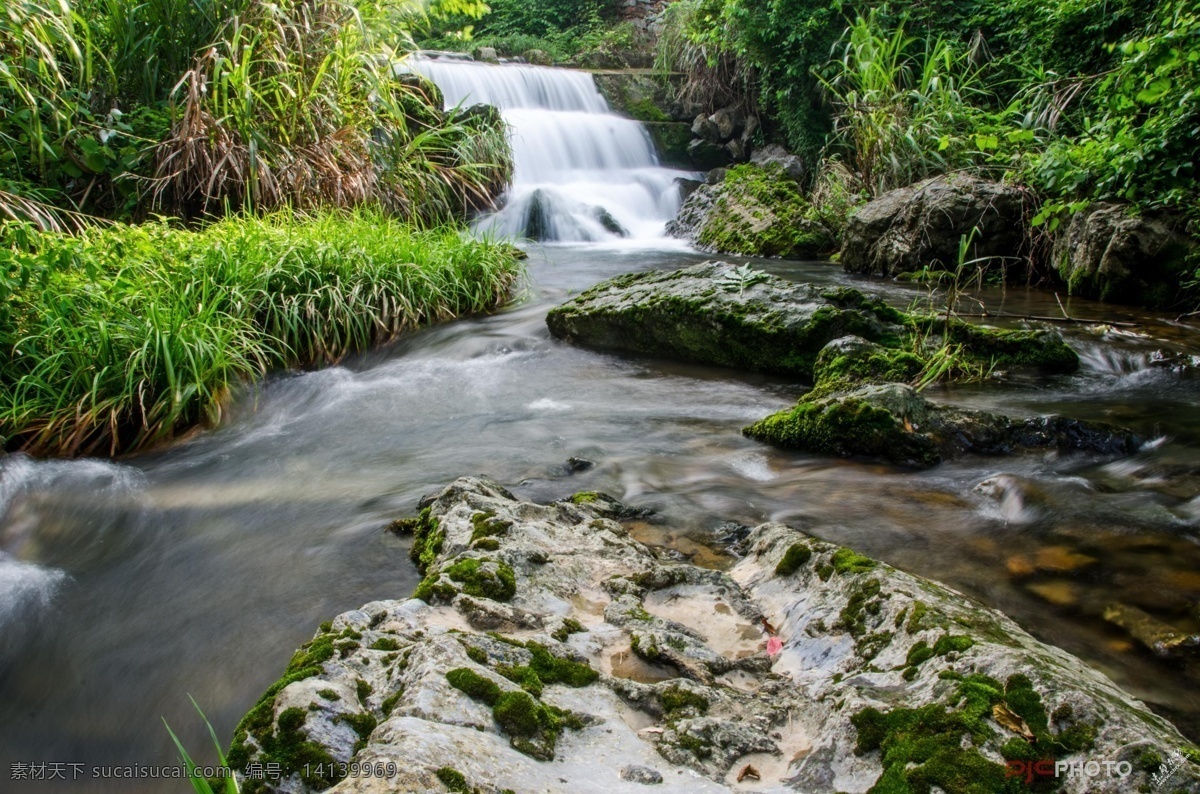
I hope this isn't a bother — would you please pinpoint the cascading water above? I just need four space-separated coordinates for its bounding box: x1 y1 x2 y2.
408 54 694 243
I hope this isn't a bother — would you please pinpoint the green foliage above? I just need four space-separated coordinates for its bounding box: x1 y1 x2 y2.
0 211 521 456
163 696 241 794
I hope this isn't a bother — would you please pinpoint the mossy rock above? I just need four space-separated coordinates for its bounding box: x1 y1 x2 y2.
546 262 904 380
746 381 1139 468
668 163 835 258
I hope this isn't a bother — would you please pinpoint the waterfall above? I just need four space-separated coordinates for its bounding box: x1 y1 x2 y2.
407 54 694 243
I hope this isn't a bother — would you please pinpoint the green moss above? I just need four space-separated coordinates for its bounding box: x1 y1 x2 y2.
817 564 834 581
436 766 473 793
493 690 542 736
625 97 671 122
833 548 878 574
568 491 601 505
839 578 883 638
524 641 599 687
465 645 489 664
857 630 894 661
497 664 545 697
355 678 373 704
902 665 920 681
630 633 660 661
1139 750 1163 773
248 707 342 790
550 617 587 642
906 641 935 667
660 685 709 715
444 557 517 602
744 394 941 468
674 731 714 759
446 667 501 706
472 537 501 551
380 689 403 716
226 630 338 772
335 711 378 753
906 316 1079 374
933 635 974 656
469 510 512 544
402 508 444 575
317 689 340 701
811 347 925 398
906 601 929 633
853 672 1096 794
697 163 834 258
370 637 401 652
776 542 814 576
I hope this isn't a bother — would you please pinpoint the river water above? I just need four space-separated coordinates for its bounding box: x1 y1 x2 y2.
2 61 1200 793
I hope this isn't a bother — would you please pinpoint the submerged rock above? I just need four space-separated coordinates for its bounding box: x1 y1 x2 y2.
1052 202 1196 308
744 335 1133 467
666 163 834 258
841 174 1031 277
546 262 906 378
228 477 1198 793
745 380 1141 468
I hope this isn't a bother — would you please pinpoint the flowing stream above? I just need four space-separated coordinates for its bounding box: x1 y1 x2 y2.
2 62 1200 792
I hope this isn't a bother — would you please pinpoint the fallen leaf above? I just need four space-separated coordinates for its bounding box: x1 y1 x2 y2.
766 636 783 656
993 703 1034 740
737 764 760 782
761 617 778 636
903 418 914 433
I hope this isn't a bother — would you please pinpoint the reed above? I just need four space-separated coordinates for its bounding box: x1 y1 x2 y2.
0 209 523 457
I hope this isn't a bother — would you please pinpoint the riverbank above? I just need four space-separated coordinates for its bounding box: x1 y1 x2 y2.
0 211 523 457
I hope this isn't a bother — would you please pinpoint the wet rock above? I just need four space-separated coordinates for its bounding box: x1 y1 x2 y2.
565 457 595 473
744 381 1141 468
474 46 499 64
841 174 1031 278
666 163 833 258
709 106 743 140
545 262 905 379
691 113 720 144
1053 202 1196 308
685 139 728 171
228 478 1200 793
591 206 629 237
620 764 664 784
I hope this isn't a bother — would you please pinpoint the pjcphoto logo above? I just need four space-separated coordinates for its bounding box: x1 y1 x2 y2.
1004 758 1133 784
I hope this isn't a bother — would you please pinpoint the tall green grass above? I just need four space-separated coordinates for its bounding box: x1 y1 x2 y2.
0 209 522 456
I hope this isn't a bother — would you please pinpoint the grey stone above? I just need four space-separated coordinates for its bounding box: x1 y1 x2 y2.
749 143 805 182
841 173 1031 277
1052 201 1196 308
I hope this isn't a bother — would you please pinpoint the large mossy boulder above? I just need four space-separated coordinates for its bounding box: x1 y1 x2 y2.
746 380 1140 468
841 174 1031 277
666 163 835 259
1052 202 1197 309
547 262 1079 381
745 337 1137 468
545 262 906 378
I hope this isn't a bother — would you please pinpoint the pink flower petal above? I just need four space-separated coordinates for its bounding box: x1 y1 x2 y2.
766 636 783 656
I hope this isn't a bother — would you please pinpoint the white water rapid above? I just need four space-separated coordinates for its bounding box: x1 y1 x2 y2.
408 54 694 243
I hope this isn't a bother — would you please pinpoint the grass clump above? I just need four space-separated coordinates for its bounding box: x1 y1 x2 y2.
0 212 522 456
775 542 813 576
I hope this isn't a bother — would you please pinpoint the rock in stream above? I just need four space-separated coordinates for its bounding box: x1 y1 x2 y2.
228 477 1198 793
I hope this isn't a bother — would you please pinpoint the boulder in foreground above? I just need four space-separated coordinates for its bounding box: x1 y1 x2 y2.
227 477 1197 793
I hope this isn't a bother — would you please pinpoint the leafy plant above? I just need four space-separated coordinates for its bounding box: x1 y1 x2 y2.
714 263 769 295
163 696 240 794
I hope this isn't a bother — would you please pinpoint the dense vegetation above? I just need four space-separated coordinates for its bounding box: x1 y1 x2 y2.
420 0 638 64
1 0 522 457
656 0 1199 293
0 211 521 456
